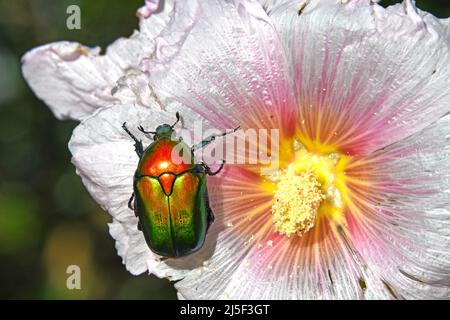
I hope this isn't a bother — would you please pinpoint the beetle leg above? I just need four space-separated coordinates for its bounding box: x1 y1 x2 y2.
202 160 225 176
128 192 142 232
191 126 240 152
207 208 215 229
128 192 135 211
122 122 144 157
204 188 215 231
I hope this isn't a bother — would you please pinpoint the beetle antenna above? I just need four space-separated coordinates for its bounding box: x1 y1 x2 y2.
171 112 181 129
137 125 156 135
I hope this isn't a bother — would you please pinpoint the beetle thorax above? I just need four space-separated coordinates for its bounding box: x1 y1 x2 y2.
138 138 195 177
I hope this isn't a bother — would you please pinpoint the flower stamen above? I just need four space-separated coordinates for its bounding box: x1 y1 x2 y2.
271 166 325 237
266 139 347 237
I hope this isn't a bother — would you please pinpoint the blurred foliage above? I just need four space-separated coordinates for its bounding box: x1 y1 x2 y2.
0 0 176 299
0 0 448 299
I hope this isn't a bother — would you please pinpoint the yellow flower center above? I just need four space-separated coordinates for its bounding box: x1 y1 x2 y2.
272 167 325 237
264 139 347 237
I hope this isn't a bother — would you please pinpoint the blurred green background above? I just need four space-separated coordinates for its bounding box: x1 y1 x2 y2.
0 0 448 299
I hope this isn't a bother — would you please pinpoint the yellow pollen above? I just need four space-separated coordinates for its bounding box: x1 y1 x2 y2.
271 166 325 237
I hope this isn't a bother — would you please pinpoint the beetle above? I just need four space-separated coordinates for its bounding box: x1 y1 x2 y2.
122 113 239 258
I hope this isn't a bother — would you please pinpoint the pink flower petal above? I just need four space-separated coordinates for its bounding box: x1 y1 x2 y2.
269 0 450 155
176 165 393 299
345 114 450 299
145 0 297 137
137 0 161 19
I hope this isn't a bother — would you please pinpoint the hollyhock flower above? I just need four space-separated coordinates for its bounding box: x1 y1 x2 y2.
22 0 450 299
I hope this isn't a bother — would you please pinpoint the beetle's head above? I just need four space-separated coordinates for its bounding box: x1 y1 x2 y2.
153 112 181 140
154 124 174 139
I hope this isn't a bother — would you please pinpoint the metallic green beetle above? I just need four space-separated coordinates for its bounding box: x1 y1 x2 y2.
123 113 238 258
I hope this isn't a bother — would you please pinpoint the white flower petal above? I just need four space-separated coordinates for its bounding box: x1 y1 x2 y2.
109 218 192 279
174 165 277 299
145 0 296 133
259 0 285 13
269 0 450 154
21 1 176 120
176 211 392 299
69 102 216 276
109 217 150 275
177 292 186 300
351 114 450 299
